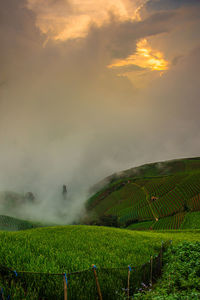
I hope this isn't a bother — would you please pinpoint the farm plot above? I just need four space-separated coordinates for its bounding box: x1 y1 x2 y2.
0 215 37 231
187 194 200 211
152 213 185 230
106 184 146 216
118 202 154 225
138 173 188 198
127 221 155 230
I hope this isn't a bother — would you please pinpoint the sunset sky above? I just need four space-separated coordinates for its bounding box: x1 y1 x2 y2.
0 0 200 219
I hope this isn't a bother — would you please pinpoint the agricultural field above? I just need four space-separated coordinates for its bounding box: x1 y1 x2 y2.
0 225 170 273
127 221 155 230
127 212 186 231
152 213 186 230
2 158 200 298
85 157 200 230
0 215 43 231
180 211 200 229
1 226 200 299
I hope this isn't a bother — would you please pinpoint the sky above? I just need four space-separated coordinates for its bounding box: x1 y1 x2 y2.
0 0 200 222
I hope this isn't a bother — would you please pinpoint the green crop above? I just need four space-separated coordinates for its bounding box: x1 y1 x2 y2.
135 242 200 299
1 226 200 298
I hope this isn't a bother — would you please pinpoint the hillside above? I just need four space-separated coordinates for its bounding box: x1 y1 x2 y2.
1 226 200 299
85 157 200 230
0 215 46 231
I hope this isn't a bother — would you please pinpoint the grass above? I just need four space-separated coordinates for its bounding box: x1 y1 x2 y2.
1 225 200 299
181 211 200 229
1 225 200 273
127 221 154 230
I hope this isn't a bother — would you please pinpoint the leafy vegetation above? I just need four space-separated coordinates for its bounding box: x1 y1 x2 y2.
135 242 200 299
181 211 200 229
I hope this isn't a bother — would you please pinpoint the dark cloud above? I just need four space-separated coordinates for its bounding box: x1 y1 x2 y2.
0 0 200 223
84 10 175 62
145 0 200 11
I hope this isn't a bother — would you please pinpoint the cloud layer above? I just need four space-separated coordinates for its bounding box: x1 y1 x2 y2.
0 0 200 223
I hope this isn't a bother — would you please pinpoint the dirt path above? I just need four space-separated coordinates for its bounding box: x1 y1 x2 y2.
131 182 158 222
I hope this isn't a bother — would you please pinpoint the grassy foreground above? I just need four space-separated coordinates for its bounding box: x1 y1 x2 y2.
1 225 200 273
1 226 200 299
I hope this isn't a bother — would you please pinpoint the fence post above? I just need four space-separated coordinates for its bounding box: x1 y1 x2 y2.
160 243 162 274
127 265 132 299
63 273 68 300
92 265 103 300
160 241 163 273
150 256 153 285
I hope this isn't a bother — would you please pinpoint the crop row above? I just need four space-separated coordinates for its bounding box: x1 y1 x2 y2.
106 184 146 216
118 202 153 224
149 172 200 218
179 173 200 200
187 194 200 211
127 220 155 230
135 173 188 198
152 213 186 230
89 171 200 226
115 172 200 224
0 215 34 230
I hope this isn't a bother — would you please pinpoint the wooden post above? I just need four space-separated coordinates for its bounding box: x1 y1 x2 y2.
150 256 153 285
63 273 67 300
127 266 131 299
160 241 163 273
92 265 103 300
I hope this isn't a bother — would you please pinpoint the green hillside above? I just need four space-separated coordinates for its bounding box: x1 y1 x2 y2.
85 157 200 230
0 215 49 231
1 226 200 299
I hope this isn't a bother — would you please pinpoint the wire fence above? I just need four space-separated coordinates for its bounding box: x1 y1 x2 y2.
0 241 171 300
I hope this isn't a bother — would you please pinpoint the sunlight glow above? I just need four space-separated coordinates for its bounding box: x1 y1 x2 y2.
26 0 147 41
108 39 169 71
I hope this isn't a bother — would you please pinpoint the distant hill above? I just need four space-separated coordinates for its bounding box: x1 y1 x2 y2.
85 157 200 230
0 190 36 208
0 190 37 220
0 215 44 231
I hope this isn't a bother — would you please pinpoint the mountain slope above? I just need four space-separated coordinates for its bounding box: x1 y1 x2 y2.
85 157 200 229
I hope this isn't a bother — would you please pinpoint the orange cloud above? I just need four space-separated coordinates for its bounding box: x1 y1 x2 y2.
26 0 147 41
108 38 169 71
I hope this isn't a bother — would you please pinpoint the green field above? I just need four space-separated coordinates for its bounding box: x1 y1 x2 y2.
86 157 200 230
0 225 171 272
180 211 200 229
127 221 155 230
0 215 44 231
1 226 200 298
2 157 200 298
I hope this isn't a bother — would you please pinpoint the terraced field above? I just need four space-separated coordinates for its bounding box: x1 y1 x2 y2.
86 157 200 230
0 215 45 231
152 213 186 230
